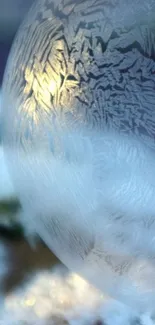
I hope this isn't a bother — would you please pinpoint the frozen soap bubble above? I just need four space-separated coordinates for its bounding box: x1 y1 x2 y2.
1 0 155 317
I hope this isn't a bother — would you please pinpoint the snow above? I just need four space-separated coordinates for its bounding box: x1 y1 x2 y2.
0 265 154 324
0 261 153 325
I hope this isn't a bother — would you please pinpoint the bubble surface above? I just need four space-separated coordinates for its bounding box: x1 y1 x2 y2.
2 0 155 314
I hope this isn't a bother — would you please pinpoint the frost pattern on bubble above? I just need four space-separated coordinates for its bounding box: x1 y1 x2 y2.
2 0 155 316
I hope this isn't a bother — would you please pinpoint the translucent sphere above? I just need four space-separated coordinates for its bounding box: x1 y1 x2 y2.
2 0 155 313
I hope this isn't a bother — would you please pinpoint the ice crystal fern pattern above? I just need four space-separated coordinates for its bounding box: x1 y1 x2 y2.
2 0 155 319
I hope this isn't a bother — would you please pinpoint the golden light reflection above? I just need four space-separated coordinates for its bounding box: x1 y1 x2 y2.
49 79 57 95
22 39 80 123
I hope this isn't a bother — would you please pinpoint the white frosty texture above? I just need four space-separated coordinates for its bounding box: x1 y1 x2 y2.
1 94 155 324
0 90 16 201
0 147 16 200
11 129 155 312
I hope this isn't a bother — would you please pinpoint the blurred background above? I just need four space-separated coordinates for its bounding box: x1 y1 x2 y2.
0 0 34 85
0 0 34 231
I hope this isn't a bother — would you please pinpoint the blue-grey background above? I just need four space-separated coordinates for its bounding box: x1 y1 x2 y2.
0 0 34 85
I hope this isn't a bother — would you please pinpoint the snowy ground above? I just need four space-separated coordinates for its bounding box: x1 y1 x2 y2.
0 262 106 325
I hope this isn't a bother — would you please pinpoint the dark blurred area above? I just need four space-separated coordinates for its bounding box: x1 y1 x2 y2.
0 0 34 85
